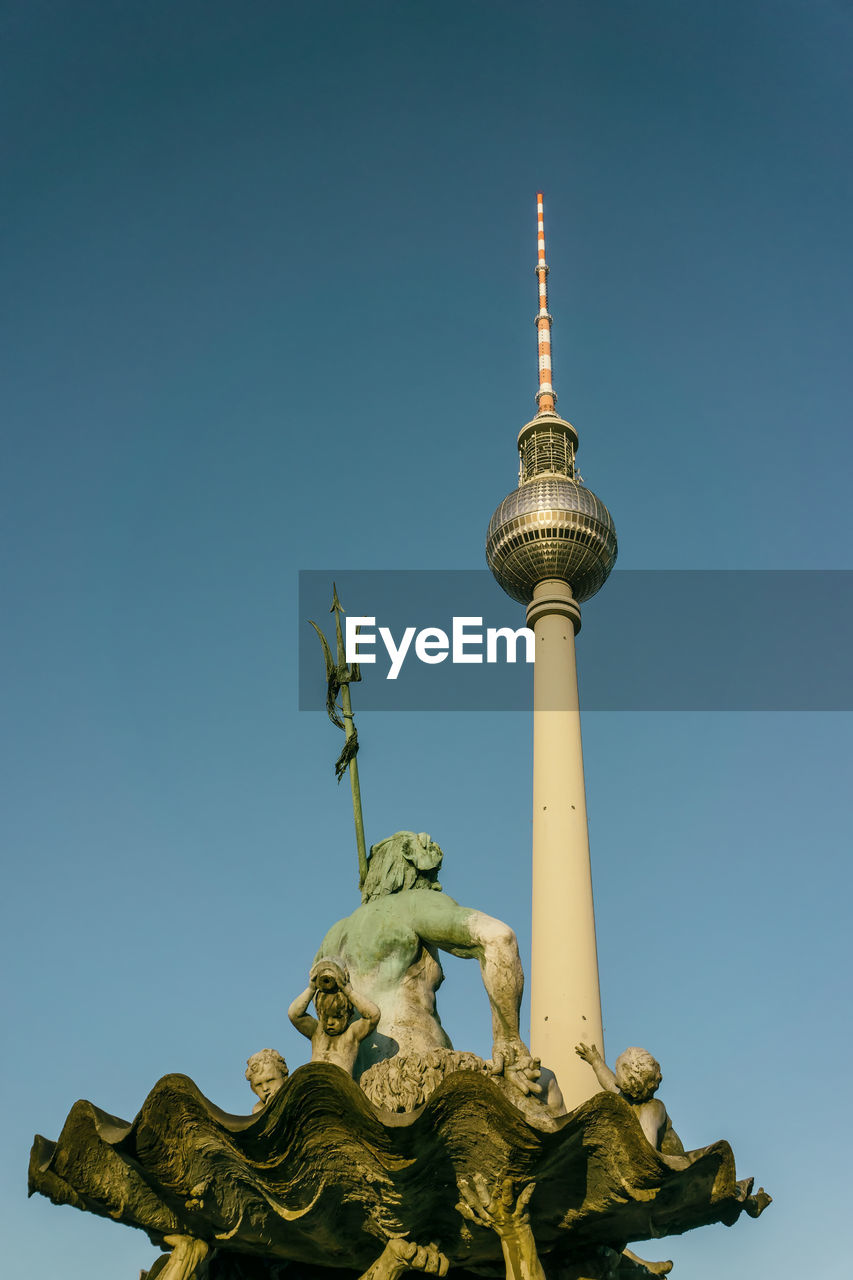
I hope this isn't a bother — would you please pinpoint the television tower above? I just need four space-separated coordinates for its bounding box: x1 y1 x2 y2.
486 194 618 1108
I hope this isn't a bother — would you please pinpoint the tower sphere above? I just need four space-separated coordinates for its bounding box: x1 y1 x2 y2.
486 469 617 605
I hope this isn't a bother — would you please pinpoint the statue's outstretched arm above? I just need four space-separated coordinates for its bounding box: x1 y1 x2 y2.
401 894 522 1027
575 1042 619 1093
457 1176 545 1280
400 893 539 1092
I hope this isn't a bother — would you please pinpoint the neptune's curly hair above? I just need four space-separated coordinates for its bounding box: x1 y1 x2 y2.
361 831 444 903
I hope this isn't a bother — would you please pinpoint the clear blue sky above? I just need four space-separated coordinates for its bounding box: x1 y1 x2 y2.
3 3 851 1277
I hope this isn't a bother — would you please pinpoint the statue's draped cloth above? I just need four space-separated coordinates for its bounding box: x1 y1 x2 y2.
29 1065 757 1270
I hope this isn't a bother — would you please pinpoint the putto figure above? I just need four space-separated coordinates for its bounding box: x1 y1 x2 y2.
245 1048 289 1114
318 831 545 1098
288 958 380 1076
575 1042 684 1154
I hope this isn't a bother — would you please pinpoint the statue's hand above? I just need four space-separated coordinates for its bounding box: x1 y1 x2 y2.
575 1042 600 1065
156 1236 210 1280
488 1039 543 1096
399 1239 448 1276
457 1175 536 1241
373 1238 448 1280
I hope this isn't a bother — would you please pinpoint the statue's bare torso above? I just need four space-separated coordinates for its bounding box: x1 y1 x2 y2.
319 889 470 1070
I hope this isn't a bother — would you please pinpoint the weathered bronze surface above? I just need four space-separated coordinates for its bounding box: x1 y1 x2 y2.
30 1063 766 1279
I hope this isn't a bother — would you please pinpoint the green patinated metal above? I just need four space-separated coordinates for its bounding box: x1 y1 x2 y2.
309 584 368 890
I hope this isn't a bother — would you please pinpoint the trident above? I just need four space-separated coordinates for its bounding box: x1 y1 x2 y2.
309 585 368 890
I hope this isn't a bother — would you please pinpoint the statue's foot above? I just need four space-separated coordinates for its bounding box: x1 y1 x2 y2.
153 1235 209 1280
732 1176 771 1218
622 1247 673 1275
745 1186 772 1218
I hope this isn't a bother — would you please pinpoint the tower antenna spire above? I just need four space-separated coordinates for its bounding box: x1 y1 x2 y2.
535 192 556 413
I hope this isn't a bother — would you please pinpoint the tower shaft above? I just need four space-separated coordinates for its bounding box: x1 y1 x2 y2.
527 580 604 1105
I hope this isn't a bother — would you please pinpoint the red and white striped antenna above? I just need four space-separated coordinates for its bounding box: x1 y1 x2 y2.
535 192 556 413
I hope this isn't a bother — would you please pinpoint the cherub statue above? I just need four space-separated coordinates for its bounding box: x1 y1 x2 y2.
575 1043 683 1154
245 1048 290 1113
288 958 380 1076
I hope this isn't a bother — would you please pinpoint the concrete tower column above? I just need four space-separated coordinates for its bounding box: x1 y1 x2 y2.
487 194 617 1112
526 579 603 1109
